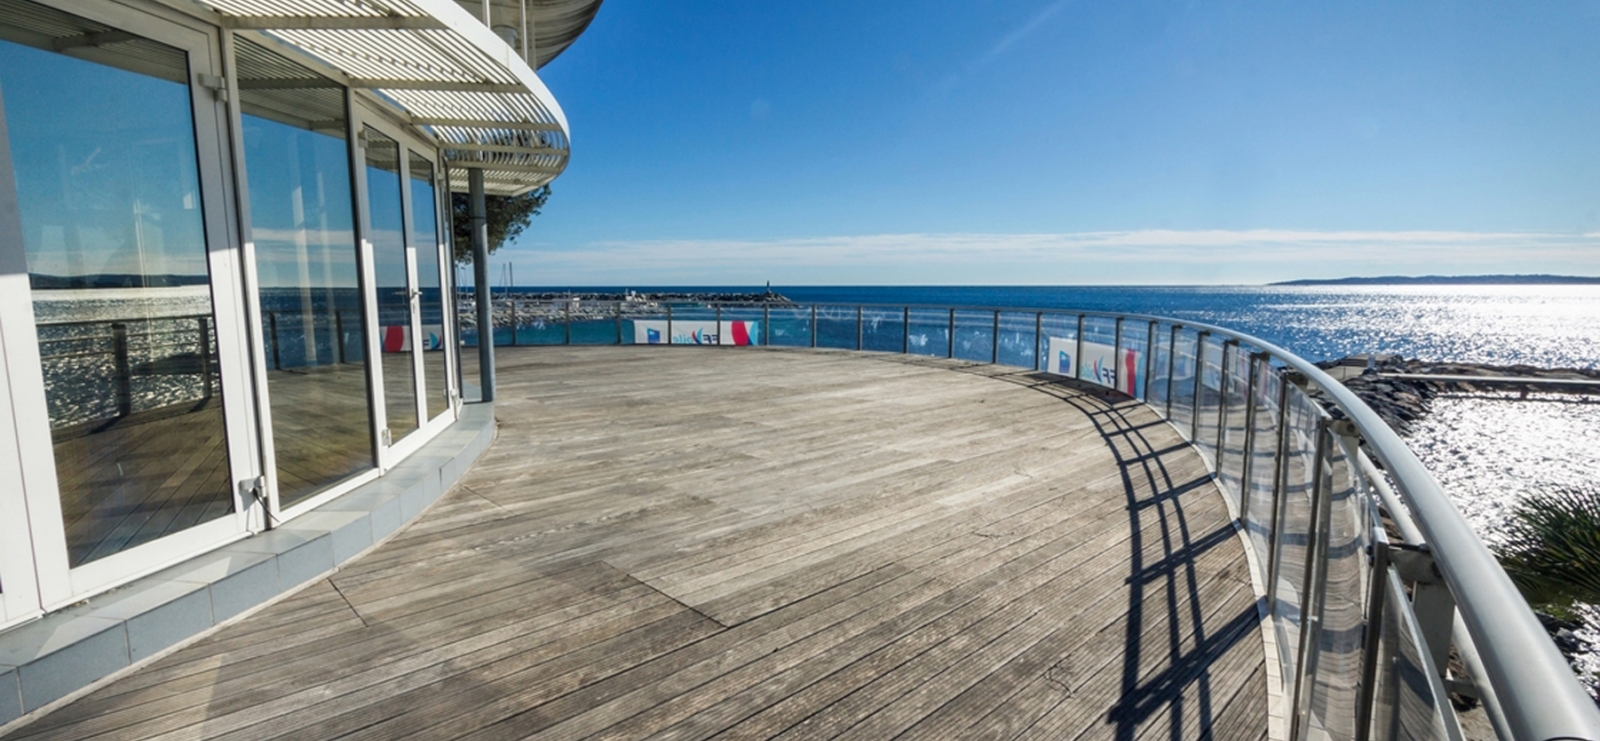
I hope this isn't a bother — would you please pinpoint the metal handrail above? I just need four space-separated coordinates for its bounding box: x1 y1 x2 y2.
471 298 1600 741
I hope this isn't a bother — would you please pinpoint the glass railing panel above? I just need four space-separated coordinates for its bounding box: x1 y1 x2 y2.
1076 316 1118 388
1273 386 1322 700
1216 343 1252 498
1038 312 1079 376
996 311 1037 369
1305 427 1368 741
813 305 858 349
765 305 814 347
1147 323 1173 413
1244 358 1282 573
950 309 994 362
715 304 766 347
621 307 670 345
1167 330 1198 437
906 308 950 357
1369 567 1458 741
569 303 623 345
511 300 569 345
1121 323 1151 401
1193 335 1224 461
861 307 906 353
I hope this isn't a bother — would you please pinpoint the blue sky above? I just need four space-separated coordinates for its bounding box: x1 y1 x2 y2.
505 0 1600 285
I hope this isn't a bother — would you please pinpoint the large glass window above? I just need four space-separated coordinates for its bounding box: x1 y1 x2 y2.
364 128 419 443
236 38 373 509
409 152 449 421
0 7 232 566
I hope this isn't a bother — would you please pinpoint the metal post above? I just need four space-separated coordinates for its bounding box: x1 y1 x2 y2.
1144 320 1157 401
1215 339 1236 469
902 307 910 354
763 304 770 346
667 304 675 345
1165 325 1180 418
615 303 623 345
335 310 346 364
991 310 1000 364
509 295 517 346
469 168 494 402
717 304 723 346
1113 317 1124 393
1075 314 1085 382
197 316 213 400
564 304 572 345
112 322 132 417
1034 312 1043 371
810 305 817 348
268 312 282 370
1237 353 1265 524
857 306 863 351
1190 331 1210 442
1266 374 1293 605
947 308 955 358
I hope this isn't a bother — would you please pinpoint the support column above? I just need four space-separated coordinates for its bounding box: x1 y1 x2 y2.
470 169 495 402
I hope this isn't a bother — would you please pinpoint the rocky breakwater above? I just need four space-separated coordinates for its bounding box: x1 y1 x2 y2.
1305 353 1600 435
459 290 795 330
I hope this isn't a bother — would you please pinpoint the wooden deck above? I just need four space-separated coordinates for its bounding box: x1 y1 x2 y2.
9 346 1266 741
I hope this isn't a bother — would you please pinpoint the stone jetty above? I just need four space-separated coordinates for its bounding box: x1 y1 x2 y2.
458 290 794 329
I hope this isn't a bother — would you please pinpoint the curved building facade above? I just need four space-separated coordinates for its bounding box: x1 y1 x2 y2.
0 0 597 641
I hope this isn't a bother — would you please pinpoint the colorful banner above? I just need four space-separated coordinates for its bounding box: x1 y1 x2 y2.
633 320 760 346
1045 337 1141 394
381 325 444 352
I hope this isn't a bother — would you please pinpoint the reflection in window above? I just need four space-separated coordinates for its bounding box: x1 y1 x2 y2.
365 128 419 443
0 8 233 566
409 153 450 421
236 38 374 509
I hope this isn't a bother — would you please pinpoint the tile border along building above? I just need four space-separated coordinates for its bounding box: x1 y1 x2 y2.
0 0 600 725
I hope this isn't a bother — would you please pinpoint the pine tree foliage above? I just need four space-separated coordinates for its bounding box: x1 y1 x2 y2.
450 185 551 263
1495 486 1600 608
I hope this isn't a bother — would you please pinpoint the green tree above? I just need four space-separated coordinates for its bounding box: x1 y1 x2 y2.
450 185 551 263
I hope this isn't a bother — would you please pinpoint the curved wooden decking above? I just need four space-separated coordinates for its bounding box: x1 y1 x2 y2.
10 346 1266 741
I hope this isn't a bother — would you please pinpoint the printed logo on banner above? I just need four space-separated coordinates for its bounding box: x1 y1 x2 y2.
634 320 760 346
1046 336 1141 394
647 328 662 344
1057 350 1072 375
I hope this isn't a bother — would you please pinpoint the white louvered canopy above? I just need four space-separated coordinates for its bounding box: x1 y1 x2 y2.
197 0 599 195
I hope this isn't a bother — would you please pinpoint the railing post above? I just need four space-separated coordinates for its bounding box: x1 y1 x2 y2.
1165 324 1180 418
991 310 1000 364
810 305 817 348
1215 339 1237 469
1191 331 1210 442
268 312 281 370
335 310 346 364
857 306 864 351
1237 352 1266 525
1290 418 1334 741
615 302 623 345
1074 314 1085 382
1144 320 1157 401
902 307 910 354
1266 371 1293 601
197 316 213 400
509 297 518 346
763 304 770 346
112 322 132 417
1034 312 1043 371
564 304 572 345
1113 317 1124 393
667 304 674 345
946 308 954 358
717 304 724 346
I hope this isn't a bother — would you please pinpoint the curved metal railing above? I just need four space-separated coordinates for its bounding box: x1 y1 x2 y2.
470 299 1600 741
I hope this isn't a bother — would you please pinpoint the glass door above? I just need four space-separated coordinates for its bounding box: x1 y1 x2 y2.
0 1 258 607
407 152 456 426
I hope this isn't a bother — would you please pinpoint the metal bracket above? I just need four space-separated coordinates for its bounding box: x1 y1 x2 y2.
1389 542 1444 584
380 427 392 446
196 73 228 102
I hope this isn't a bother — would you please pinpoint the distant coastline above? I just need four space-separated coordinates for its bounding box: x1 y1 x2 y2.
1272 274 1600 286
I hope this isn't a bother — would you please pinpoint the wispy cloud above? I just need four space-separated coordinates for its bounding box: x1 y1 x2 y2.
499 229 1600 285
939 0 1074 91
